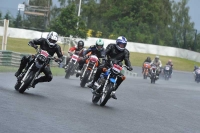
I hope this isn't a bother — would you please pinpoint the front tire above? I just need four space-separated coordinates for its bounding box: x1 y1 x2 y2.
99 83 114 106
18 71 35 93
80 69 90 87
65 62 73 79
14 81 21 91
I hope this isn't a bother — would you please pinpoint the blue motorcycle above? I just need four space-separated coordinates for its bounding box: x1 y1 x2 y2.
91 61 128 106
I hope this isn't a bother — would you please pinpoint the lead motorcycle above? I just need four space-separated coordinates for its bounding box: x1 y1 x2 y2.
14 49 59 93
91 60 128 106
79 55 99 87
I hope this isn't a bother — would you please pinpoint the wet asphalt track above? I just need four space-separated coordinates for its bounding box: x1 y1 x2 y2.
0 67 200 133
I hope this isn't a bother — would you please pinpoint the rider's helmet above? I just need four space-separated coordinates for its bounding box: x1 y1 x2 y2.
146 56 151 62
77 40 84 50
96 39 104 51
115 36 127 51
46 31 58 48
168 59 172 63
194 66 199 70
155 55 159 62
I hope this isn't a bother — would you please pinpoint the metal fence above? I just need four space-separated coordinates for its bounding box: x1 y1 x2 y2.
0 50 138 77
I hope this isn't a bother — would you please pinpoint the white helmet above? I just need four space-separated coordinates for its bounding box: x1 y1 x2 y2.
47 31 58 48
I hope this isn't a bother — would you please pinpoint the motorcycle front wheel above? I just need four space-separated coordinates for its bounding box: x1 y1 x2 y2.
18 71 35 93
99 83 114 106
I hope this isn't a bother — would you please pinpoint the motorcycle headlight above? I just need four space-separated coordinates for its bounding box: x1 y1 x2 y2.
37 55 46 63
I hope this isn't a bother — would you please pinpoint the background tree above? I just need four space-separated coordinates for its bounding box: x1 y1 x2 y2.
13 11 22 28
170 0 194 49
48 4 87 38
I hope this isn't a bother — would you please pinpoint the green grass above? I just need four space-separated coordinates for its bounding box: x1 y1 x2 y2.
1 36 200 72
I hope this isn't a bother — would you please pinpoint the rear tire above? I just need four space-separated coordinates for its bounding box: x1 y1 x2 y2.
80 69 90 87
18 71 35 93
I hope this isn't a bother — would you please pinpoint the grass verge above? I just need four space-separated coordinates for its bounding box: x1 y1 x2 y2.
0 36 199 73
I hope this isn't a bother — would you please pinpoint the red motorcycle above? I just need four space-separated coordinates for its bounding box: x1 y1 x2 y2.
79 55 99 87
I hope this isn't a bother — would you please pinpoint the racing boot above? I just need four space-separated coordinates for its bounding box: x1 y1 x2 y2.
111 91 117 100
15 64 25 77
87 82 94 88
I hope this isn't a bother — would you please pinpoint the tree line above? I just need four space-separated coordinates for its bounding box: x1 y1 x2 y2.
0 0 200 51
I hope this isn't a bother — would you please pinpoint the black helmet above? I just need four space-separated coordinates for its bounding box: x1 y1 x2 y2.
194 66 199 70
77 40 84 50
147 56 151 62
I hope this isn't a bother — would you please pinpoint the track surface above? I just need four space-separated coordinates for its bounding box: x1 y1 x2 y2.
0 67 200 133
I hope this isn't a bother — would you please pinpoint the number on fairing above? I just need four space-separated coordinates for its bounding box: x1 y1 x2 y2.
112 64 122 73
41 50 49 58
72 54 79 61
165 66 170 70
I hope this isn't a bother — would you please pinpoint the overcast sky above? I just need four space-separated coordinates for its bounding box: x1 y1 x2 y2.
1 0 200 30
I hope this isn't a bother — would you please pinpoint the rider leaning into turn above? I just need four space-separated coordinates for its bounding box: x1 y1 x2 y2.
165 59 173 75
64 40 85 77
15 31 63 88
64 40 85 67
142 56 151 73
78 38 106 72
150 55 162 79
87 36 133 100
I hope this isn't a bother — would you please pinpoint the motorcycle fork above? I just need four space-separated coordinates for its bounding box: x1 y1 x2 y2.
81 61 89 78
102 73 111 92
21 63 34 82
88 63 96 81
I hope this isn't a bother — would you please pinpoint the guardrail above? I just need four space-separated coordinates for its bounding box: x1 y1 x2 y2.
0 50 138 77
0 50 58 67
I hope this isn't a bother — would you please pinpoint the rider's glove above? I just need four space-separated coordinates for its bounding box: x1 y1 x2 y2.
33 45 38 49
127 66 133 71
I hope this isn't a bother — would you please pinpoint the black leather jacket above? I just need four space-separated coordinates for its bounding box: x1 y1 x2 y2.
105 44 132 67
83 45 106 59
29 38 63 61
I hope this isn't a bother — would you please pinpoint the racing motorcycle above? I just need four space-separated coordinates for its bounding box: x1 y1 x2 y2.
150 65 158 84
64 52 80 79
163 65 171 80
194 69 200 83
143 62 151 79
14 49 59 93
91 60 128 106
79 55 99 87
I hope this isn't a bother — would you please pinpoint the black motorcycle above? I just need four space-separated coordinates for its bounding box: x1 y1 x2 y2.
194 69 200 83
91 61 128 106
163 65 171 80
14 49 58 93
150 65 158 84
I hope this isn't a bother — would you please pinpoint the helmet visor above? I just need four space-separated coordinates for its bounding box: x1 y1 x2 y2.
118 43 126 48
49 38 57 43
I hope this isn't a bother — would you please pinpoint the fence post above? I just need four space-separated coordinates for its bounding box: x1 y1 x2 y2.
2 19 9 50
